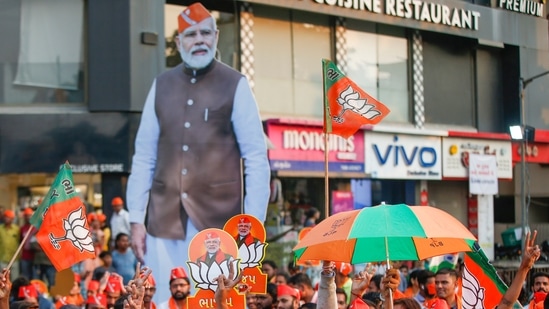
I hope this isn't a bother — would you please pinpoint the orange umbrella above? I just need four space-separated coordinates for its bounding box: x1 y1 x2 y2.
293 203 476 264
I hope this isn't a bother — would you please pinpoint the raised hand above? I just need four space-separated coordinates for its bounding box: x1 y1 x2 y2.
215 274 242 309
0 269 11 309
124 283 145 309
351 265 374 300
321 260 335 276
0 269 11 300
520 230 541 271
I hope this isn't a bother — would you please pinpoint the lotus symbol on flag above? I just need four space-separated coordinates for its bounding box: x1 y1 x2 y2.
333 85 381 123
238 242 266 269
462 264 485 309
49 208 94 252
188 259 240 291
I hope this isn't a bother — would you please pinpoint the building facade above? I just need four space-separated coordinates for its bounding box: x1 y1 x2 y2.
0 0 548 253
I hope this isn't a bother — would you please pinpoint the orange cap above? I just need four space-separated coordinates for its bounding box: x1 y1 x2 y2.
105 276 123 294
88 280 100 292
23 208 34 216
334 262 353 276
238 217 251 224
111 197 124 206
18 285 38 298
86 294 107 307
144 274 156 288
3 210 14 218
97 213 107 223
277 284 300 302
170 267 188 281
30 279 47 295
177 3 213 33
205 231 220 240
56 296 77 309
87 213 98 222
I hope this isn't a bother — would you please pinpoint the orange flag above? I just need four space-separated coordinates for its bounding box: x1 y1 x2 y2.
30 163 95 271
323 59 390 138
460 243 522 309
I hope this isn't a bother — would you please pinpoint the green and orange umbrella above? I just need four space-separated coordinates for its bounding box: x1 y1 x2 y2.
293 203 477 264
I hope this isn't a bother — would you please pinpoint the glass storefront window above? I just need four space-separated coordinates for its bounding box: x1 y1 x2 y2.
345 21 410 123
0 173 101 222
253 7 331 118
164 4 237 69
0 0 85 105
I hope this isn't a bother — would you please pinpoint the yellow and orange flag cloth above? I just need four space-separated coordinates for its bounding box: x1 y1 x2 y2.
323 59 390 138
30 162 95 271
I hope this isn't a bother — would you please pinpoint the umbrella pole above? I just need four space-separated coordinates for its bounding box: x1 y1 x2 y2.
385 225 394 309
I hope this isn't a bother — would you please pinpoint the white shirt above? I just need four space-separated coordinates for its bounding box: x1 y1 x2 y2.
110 208 130 239
157 300 170 309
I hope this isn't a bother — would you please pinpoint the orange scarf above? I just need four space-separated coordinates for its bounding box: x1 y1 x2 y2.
168 297 186 309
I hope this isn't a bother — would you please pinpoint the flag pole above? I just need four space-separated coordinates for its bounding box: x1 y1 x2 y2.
322 59 330 219
6 225 34 271
324 133 329 219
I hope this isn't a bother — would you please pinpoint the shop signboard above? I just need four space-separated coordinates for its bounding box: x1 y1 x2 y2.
365 132 442 179
442 137 512 179
332 191 354 215
468 153 498 195
511 142 549 164
266 122 365 173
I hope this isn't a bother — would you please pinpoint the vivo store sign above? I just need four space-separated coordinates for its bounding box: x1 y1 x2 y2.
365 132 442 179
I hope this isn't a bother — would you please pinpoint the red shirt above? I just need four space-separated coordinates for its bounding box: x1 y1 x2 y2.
20 223 36 261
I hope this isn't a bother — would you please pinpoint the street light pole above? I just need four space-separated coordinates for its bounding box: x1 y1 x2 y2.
519 78 526 250
518 70 549 249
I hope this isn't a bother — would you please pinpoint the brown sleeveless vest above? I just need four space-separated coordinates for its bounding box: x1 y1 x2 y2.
147 61 243 239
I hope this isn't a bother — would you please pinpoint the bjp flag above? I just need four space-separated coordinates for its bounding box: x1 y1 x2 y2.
460 243 522 309
30 162 95 271
323 59 390 139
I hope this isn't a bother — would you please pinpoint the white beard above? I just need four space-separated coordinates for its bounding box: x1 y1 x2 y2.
180 44 215 69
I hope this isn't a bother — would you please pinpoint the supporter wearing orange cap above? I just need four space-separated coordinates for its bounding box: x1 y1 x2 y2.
0 209 20 279
105 274 123 309
126 1 270 304
334 262 354 305
21 208 36 280
143 274 157 309
55 296 77 309
87 212 105 254
97 213 111 252
158 267 190 309
109 197 129 247
86 294 107 309
87 280 100 297
277 284 301 309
